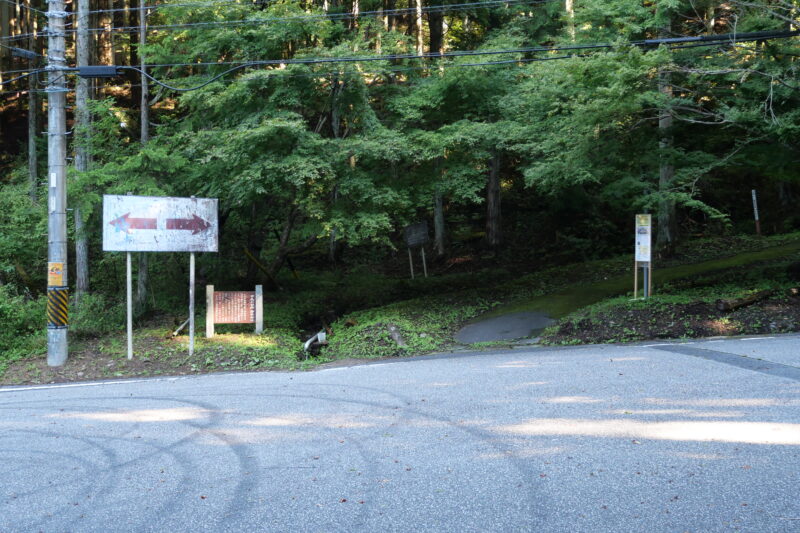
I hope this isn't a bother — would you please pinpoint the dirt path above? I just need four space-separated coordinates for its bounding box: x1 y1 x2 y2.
456 240 800 343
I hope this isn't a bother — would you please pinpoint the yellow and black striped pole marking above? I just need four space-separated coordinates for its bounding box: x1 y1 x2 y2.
47 287 69 329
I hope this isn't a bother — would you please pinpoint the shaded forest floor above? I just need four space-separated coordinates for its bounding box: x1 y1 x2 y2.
3 233 800 386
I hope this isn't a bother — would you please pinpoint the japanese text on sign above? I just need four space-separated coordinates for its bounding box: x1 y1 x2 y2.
213 291 256 324
635 214 652 263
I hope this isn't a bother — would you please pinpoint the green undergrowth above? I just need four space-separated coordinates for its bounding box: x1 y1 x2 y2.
319 234 800 358
324 295 497 359
540 266 800 345
0 286 46 374
3 232 800 382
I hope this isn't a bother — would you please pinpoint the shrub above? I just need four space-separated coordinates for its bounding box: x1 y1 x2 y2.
70 293 125 337
0 286 46 365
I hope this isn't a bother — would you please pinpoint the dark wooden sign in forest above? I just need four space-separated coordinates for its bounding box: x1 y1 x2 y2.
403 221 430 279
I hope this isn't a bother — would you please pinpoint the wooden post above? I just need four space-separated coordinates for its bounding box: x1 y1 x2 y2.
408 248 415 279
420 247 428 278
206 285 214 338
648 261 653 298
255 285 263 333
633 260 638 299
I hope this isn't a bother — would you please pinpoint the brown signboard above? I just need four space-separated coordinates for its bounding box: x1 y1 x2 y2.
213 291 256 324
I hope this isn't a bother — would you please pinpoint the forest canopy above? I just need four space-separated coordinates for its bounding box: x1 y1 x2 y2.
1 0 798 303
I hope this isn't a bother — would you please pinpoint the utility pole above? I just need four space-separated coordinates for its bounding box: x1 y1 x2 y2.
46 0 69 366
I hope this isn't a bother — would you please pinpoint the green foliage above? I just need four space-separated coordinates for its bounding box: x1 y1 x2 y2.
0 181 46 290
70 294 126 338
324 289 500 358
3 0 800 372
0 286 46 368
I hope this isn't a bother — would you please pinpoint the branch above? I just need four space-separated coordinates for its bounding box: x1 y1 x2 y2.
730 0 800 27
674 67 800 90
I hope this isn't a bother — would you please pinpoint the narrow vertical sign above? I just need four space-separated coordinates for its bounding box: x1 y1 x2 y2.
751 189 761 235
635 214 652 263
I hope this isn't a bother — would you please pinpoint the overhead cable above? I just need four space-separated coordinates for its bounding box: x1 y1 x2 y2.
3 29 796 89
1 0 556 40
83 0 552 17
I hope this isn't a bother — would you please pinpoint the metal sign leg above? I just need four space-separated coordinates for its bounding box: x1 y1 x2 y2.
127 252 133 359
189 252 195 356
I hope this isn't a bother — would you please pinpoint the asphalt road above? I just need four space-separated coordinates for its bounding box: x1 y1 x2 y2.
2 334 799 532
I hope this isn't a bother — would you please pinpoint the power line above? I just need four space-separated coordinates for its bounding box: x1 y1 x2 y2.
85 0 278 16
0 53 568 96
3 29 796 89
100 29 800 71
1 0 556 40
111 30 800 92
0 70 40 86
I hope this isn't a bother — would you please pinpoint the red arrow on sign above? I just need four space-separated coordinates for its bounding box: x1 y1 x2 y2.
108 213 157 231
166 214 211 235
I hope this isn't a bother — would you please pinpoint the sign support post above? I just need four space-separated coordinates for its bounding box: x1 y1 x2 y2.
206 285 263 336
103 194 218 359
634 214 653 299
126 252 133 359
189 252 195 356
404 222 430 280
206 285 215 338
255 285 264 333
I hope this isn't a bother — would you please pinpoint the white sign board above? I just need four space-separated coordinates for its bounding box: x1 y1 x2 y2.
103 195 218 252
635 214 651 263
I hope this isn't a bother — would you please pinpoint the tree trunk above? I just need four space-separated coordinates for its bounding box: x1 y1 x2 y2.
74 0 91 301
429 10 443 55
134 0 151 313
98 0 114 67
433 189 446 257
0 0 9 97
656 17 676 256
565 0 575 41
328 77 346 264
386 0 396 31
27 22 38 204
135 253 148 314
486 153 502 249
269 208 318 277
329 185 339 263
351 0 359 29
415 0 424 56
140 0 149 144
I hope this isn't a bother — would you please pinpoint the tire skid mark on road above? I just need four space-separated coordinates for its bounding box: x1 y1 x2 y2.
649 344 800 382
